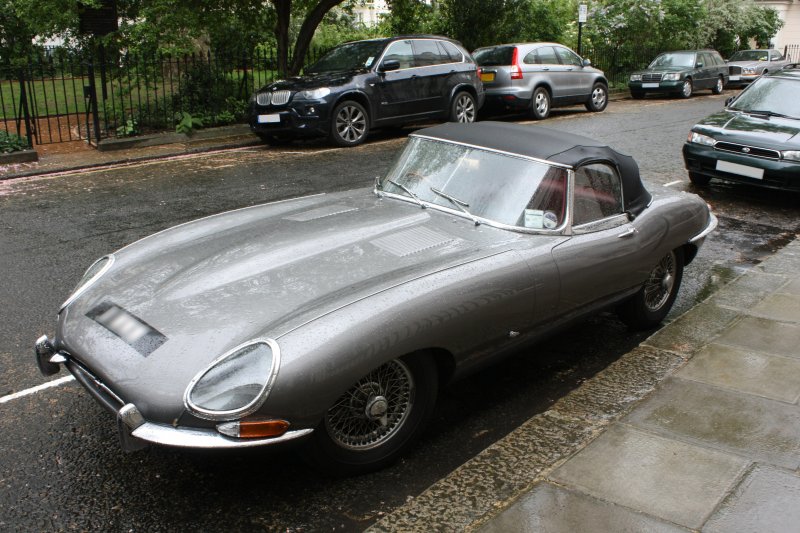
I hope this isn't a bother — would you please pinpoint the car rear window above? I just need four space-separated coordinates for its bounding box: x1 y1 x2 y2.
473 46 515 66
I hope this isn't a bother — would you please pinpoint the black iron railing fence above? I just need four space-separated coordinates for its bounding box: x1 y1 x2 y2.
1 46 326 147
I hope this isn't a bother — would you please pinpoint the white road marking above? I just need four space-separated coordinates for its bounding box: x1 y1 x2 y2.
0 376 75 404
664 180 683 187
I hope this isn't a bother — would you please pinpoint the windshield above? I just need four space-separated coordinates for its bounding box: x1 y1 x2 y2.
649 52 696 68
729 50 769 62
381 137 568 231
473 46 515 66
728 77 800 119
306 40 386 73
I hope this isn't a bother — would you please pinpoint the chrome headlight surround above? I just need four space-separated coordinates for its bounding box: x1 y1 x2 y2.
59 254 115 312
299 87 331 100
184 338 281 421
630 74 642 82
688 131 716 147
662 73 681 81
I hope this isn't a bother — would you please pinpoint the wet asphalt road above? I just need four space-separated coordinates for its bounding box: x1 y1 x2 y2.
1 94 799 532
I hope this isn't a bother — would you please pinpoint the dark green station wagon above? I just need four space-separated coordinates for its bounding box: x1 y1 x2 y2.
629 50 729 99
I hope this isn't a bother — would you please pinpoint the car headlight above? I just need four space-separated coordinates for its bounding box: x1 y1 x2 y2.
688 131 716 146
299 87 331 100
663 73 681 81
782 151 800 161
630 74 642 82
60 255 115 311
184 339 280 420
743 67 756 74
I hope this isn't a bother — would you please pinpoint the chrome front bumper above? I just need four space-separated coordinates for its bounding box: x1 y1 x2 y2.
33 336 313 451
689 211 719 246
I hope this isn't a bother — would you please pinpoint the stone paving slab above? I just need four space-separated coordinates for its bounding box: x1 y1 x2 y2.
677 343 800 403
643 300 739 357
549 424 748 529
714 316 800 359
708 270 788 311
626 378 800 469
702 465 800 533
479 482 687 533
748 292 800 323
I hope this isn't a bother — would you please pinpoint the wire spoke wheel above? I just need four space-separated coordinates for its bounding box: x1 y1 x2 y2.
643 250 677 312
325 359 414 450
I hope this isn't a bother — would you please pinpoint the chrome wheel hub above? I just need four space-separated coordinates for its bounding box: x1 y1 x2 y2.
535 92 548 114
592 87 606 107
325 359 414 450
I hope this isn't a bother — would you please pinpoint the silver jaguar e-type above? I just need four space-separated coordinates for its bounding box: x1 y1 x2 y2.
35 122 716 475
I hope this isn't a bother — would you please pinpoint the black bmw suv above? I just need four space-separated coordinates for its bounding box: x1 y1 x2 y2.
248 36 484 147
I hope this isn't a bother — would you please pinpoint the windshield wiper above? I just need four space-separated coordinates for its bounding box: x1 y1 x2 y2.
429 187 480 226
742 109 793 119
386 178 425 208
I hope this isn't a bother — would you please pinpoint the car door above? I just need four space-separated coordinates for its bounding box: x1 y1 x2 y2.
375 39 422 121
527 45 570 102
697 52 715 89
554 46 593 102
411 39 450 115
551 162 646 313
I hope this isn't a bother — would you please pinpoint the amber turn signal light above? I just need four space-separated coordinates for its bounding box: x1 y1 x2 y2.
216 418 290 439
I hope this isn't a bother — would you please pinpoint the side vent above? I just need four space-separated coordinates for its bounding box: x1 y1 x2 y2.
283 205 358 222
372 227 454 257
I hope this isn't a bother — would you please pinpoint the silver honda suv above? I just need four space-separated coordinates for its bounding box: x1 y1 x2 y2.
473 43 608 120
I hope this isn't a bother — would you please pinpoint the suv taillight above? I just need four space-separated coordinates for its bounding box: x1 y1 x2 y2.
510 47 523 80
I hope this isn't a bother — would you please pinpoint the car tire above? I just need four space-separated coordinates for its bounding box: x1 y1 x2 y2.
618 248 684 330
530 87 551 120
630 90 645 100
585 82 608 112
712 76 724 95
449 91 477 123
330 100 369 147
688 171 712 187
301 352 438 476
256 132 294 146
680 79 693 99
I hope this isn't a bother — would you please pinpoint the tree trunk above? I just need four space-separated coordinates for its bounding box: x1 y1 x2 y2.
271 0 291 78
288 0 346 76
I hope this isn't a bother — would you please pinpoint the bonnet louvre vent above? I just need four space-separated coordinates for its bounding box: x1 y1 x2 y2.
284 204 358 222
372 227 453 257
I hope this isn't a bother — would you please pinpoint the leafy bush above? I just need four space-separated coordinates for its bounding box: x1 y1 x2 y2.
175 111 203 134
0 130 29 153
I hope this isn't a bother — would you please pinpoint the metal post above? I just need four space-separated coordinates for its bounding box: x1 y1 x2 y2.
86 61 102 146
17 69 34 148
578 22 584 56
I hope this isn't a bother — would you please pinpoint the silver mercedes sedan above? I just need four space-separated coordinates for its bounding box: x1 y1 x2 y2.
35 122 716 475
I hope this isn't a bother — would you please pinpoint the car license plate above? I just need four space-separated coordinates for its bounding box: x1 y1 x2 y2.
716 160 764 180
729 75 740 81
642 83 659 88
480 72 495 82
257 114 281 124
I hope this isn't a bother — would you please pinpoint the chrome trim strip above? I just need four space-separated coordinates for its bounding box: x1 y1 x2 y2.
131 423 313 449
689 212 718 244
408 134 574 170
59 254 115 312
380 191 568 235
183 338 281 421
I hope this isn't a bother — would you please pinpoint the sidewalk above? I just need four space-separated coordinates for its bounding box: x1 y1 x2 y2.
370 238 800 532
0 124 261 181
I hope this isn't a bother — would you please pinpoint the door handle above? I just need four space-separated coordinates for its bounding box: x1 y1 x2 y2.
617 227 638 238
566 67 574 71
542 67 550 71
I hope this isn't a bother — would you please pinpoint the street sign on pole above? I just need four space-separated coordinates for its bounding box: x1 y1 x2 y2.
578 4 588 23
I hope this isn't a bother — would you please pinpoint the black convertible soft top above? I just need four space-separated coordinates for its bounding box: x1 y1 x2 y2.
414 121 652 217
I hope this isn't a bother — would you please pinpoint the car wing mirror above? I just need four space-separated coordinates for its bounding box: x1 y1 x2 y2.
380 59 400 73
724 95 737 107
695 62 704 68
582 58 592 67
